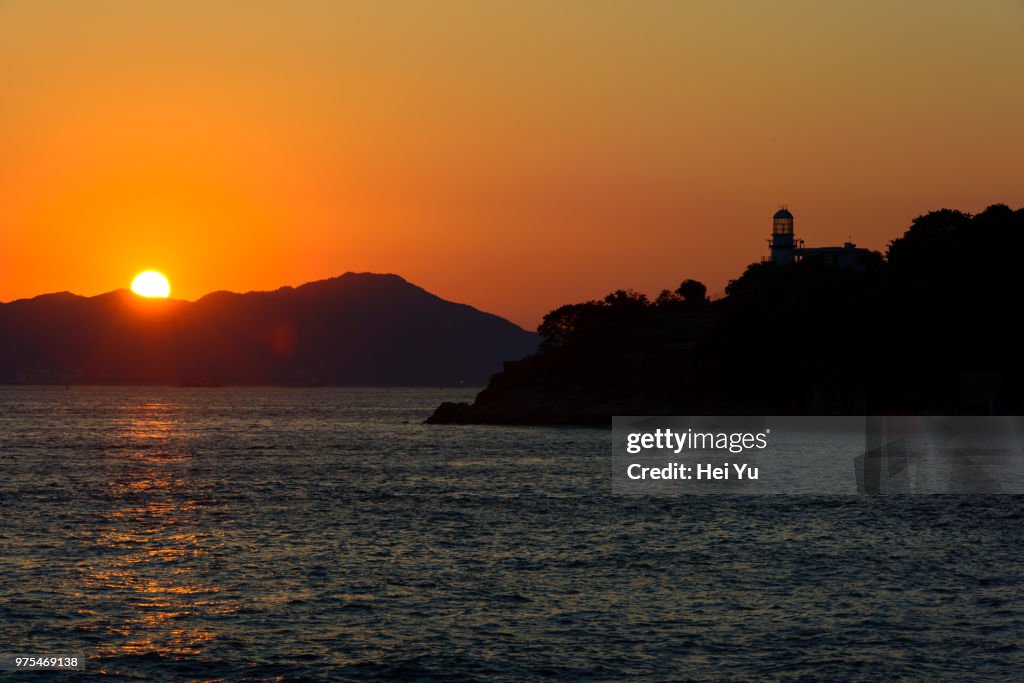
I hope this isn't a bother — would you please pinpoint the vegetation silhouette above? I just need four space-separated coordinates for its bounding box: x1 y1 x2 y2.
429 204 1024 424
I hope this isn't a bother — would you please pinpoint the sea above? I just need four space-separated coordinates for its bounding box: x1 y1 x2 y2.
1 387 1021 681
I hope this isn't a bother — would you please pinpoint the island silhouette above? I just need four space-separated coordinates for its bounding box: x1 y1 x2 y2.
430 204 1024 424
0 272 538 387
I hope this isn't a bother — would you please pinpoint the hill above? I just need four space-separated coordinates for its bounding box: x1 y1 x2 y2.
0 273 538 386
429 204 1024 424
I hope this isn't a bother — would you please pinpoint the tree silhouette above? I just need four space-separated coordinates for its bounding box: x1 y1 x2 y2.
437 204 1024 423
675 279 707 305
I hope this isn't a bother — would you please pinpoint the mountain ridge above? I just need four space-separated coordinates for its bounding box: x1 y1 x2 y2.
0 272 537 386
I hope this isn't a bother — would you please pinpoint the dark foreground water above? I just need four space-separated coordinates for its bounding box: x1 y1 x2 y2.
1 387 1021 681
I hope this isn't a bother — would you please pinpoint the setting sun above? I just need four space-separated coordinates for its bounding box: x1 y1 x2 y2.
131 271 171 298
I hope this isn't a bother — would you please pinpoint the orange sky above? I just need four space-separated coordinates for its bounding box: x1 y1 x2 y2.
1 1 1022 328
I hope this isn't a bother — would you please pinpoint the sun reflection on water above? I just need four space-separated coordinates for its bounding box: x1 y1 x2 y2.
74 399 233 661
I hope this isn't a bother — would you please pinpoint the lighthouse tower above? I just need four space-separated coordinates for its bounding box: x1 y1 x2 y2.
769 207 796 265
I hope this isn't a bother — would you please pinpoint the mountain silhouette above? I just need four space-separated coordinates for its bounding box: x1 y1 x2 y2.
0 273 538 386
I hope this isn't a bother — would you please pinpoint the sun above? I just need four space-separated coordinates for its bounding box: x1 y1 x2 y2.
131 270 171 298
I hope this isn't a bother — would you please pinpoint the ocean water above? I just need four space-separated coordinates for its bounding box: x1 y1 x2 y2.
1 387 1021 681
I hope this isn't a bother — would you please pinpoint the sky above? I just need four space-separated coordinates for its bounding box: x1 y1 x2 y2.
1 1 1022 328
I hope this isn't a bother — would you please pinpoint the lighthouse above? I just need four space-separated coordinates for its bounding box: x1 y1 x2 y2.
764 206 874 269
769 207 797 265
